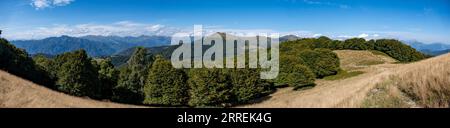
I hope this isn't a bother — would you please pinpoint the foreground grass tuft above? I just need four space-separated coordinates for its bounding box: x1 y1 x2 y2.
362 80 411 108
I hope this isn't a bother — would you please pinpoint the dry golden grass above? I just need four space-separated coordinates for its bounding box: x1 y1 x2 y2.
0 70 143 108
362 53 450 108
362 80 414 108
392 53 450 108
334 50 397 70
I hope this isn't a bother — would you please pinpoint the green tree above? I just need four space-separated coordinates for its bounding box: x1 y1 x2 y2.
114 47 150 103
96 59 118 99
315 36 333 48
229 68 273 103
143 56 188 106
188 68 232 107
53 49 100 97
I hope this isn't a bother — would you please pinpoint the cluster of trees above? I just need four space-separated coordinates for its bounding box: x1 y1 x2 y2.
141 53 273 107
0 38 54 87
284 36 427 62
276 43 340 89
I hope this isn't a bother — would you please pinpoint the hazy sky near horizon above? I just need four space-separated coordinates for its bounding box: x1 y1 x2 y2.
1 0 449 43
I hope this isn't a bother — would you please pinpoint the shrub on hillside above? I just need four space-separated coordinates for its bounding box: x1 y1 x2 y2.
299 49 340 78
276 64 316 89
373 39 427 62
343 38 368 50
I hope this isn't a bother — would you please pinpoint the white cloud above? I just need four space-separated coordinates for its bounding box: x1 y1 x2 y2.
302 0 350 9
333 33 382 40
358 33 369 38
5 21 180 40
31 0 74 10
312 33 322 37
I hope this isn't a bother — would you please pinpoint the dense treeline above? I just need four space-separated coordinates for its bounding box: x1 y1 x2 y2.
0 36 428 107
3 39 273 107
283 36 427 62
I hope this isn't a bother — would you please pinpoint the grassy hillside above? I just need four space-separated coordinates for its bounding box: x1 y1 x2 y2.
363 53 450 108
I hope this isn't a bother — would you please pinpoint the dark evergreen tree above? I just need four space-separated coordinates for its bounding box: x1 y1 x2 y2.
96 59 118 99
229 68 273 103
114 47 150 103
188 68 232 107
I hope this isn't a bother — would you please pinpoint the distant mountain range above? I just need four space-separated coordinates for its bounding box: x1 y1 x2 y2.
402 40 450 56
10 35 450 57
11 35 171 57
279 35 302 42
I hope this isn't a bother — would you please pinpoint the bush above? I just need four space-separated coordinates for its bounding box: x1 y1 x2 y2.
374 39 426 62
143 56 188 106
188 68 232 107
276 64 315 88
343 38 368 50
299 49 340 78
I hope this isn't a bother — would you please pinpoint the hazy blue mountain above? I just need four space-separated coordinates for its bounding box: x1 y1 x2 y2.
280 35 301 42
80 35 171 51
403 40 450 56
420 49 450 56
11 35 172 57
12 35 116 57
110 45 179 67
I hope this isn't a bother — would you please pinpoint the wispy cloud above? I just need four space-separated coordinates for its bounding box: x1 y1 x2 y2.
31 0 74 10
333 33 382 41
302 0 350 9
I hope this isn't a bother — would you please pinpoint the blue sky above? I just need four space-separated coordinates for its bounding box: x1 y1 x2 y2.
1 0 449 43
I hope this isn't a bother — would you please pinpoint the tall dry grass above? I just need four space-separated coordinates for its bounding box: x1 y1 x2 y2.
393 53 450 108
